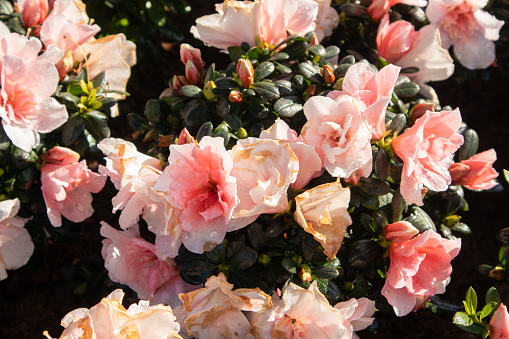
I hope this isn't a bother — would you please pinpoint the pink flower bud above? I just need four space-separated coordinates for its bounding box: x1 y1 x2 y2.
172 75 188 94
490 304 509 339
236 59 254 88
180 43 204 73
177 128 197 145
17 0 49 29
185 59 201 85
322 64 335 85
229 90 243 103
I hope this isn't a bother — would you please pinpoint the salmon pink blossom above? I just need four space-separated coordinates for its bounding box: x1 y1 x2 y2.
0 198 34 280
490 303 509 339
391 109 463 205
313 0 340 41
328 63 400 139
449 149 498 190
426 0 504 70
41 146 106 226
17 0 49 29
334 297 376 339
376 15 454 101
154 136 239 254
190 0 319 50
40 14 100 52
382 221 461 316
368 0 427 22
301 95 372 183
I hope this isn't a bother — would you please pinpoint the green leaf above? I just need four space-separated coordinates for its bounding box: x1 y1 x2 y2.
404 206 437 233
253 82 280 100
453 311 474 326
391 188 406 222
215 77 238 89
0 0 13 14
84 111 110 141
253 62 275 82
229 246 258 270
183 101 208 127
266 53 289 62
245 100 268 118
358 177 391 196
144 99 161 123
228 46 245 62
279 40 308 60
504 169 509 184
282 257 298 274
61 113 85 146
298 61 323 83
323 46 340 60
394 81 420 97
375 149 391 181
0 124 11 150
274 97 303 117
458 129 479 161
479 302 497 320
179 85 203 98
308 44 325 57
347 240 378 269
485 287 501 305
466 286 478 314
126 113 151 132
196 122 214 142
91 72 107 92
387 114 407 135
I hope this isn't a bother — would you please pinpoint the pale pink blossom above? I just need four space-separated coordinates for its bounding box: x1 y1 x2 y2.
391 109 463 206
312 0 340 41
328 63 400 139
0 198 34 280
426 0 504 70
301 95 372 183
227 137 298 231
49 0 90 24
154 136 239 254
382 221 461 316
41 146 106 226
334 298 376 339
55 289 183 339
259 119 322 189
100 222 196 306
449 149 498 190
40 13 99 52
368 0 427 22
295 179 352 259
190 0 319 50
98 138 164 231
490 303 509 339
177 272 271 339
0 55 68 151
17 0 49 29
377 15 454 101
250 281 347 338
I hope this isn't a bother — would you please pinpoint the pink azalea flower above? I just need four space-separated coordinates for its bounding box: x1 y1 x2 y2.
259 119 322 190
490 303 509 339
40 14 100 52
55 289 182 339
426 0 504 70
227 137 298 231
368 0 427 22
382 221 461 316
391 109 464 206
98 138 165 231
0 55 68 151
250 281 347 338
312 0 340 41
449 149 498 190
101 222 196 306
301 95 372 183
154 136 239 254
334 298 376 338
177 272 271 339
49 0 91 24
377 15 454 101
190 0 319 50
17 0 49 29
0 198 34 280
41 146 106 226
328 63 400 139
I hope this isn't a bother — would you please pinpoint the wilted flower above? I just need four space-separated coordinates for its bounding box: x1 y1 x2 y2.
376 15 454 101
0 198 34 280
41 146 107 226
190 0 319 50
178 272 271 338
426 0 504 70
391 109 463 206
490 303 509 339
368 0 427 22
328 62 400 139
449 149 498 190
295 179 352 259
52 289 182 338
301 95 372 183
250 281 347 338
154 136 239 254
382 221 461 316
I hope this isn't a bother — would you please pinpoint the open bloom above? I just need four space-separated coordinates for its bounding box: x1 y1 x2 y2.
334 298 376 339
301 95 372 183
250 281 348 338
391 109 463 205
426 0 504 70
377 15 454 101
382 221 461 316
17 0 49 29
177 273 271 339
490 303 509 339
154 136 239 255
53 289 182 339
312 0 340 41
190 0 319 49
295 179 352 259
0 198 34 280
368 0 427 22
328 63 400 139
41 146 107 226
449 149 498 190
101 223 196 306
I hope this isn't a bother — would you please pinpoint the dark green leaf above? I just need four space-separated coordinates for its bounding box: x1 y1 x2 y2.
334 63 352 79
282 257 298 274
266 53 290 62
405 206 437 233
375 149 391 181
84 111 110 141
275 62 292 74
144 99 161 123
391 188 406 222
458 129 479 161
247 222 266 250
91 72 107 92
204 63 216 84
245 100 268 118
387 113 407 135
485 287 501 305
275 97 303 117
292 74 307 92
279 40 308 60
298 61 323 83
275 80 295 96
126 113 151 132
216 97 230 117
97 97 117 110
449 222 471 235
308 44 325 57
347 240 378 269
62 114 85 145
313 266 339 279
183 101 208 127
229 247 258 270
253 82 280 100
394 81 420 97
340 3 368 16
0 124 11 150
196 122 214 142
223 113 243 131
179 85 203 98
254 62 275 82
358 177 391 196
0 0 13 14
339 55 355 65
180 260 217 285
323 46 340 60
215 77 238 89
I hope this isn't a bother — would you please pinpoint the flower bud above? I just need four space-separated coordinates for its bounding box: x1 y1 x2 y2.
177 127 197 145
203 80 217 101
185 60 201 85
236 59 254 88
173 75 188 94
228 90 243 103
322 64 335 85
16 0 49 30
310 34 319 45
236 127 248 139
180 44 204 73
410 102 435 124
298 264 312 283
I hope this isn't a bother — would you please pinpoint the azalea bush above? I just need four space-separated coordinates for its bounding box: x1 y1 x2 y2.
0 0 508 338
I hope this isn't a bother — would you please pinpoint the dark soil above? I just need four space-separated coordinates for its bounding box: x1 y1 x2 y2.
1 1 508 338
